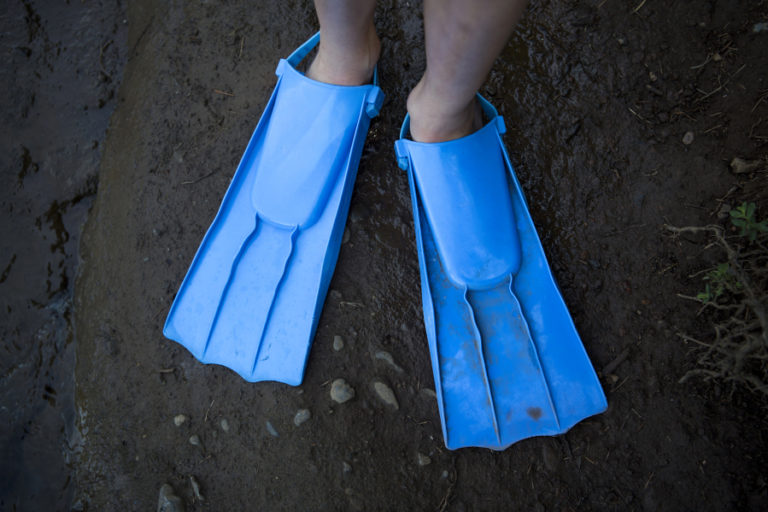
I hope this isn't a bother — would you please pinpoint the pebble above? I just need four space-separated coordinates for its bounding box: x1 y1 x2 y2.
157 483 184 512
189 476 204 501
188 435 201 447
342 461 352 474
730 157 762 174
342 228 351 244
265 421 279 437
420 388 437 399
333 335 344 351
294 409 311 426
374 350 404 373
330 379 355 403
373 381 399 410
173 414 187 427
417 453 432 466
682 131 694 145
219 418 230 432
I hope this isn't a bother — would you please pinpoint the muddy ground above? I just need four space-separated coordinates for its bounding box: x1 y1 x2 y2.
4 0 768 510
1 1 125 509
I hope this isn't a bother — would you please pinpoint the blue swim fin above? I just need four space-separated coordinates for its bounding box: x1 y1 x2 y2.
164 33 384 385
394 96 607 450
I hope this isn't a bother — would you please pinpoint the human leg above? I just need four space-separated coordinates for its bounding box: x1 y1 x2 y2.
307 0 380 86
407 0 528 142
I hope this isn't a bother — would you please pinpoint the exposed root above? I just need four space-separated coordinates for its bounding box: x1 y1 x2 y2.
665 223 768 398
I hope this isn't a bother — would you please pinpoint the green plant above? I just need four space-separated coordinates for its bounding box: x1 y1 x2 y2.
666 210 768 398
696 262 742 303
730 202 768 242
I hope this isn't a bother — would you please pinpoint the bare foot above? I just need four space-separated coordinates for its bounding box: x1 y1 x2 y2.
306 30 380 86
406 78 484 143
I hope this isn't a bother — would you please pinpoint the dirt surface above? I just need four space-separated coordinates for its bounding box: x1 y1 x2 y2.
61 0 768 510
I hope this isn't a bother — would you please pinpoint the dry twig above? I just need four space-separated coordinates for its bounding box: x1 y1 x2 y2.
665 224 768 397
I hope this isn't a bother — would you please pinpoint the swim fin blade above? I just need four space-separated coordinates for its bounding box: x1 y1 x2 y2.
164 33 384 385
394 96 607 450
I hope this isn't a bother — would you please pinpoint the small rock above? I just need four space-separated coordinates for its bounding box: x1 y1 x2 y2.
173 414 187 427
330 379 355 403
189 476 204 501
717 203 732 219
374 350 404 373
342 461 352 473
730 157 763 174
373 381 399 410
294 409 311 426
441 470 450 479
342 228 351 244
333 335 344 351
329 290 342 301
682 131 694 145
157 483 184 512
417 453 432 466
265 421 279 437
188 435 201 447
420 388 437 399
219 418 230 432
753 22 768 33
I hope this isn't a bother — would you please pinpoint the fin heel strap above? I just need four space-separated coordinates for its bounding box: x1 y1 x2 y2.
280 31 381 88
276 32 383 120
286 32 321 67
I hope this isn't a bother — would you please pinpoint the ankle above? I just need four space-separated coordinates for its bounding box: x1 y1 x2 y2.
406 79 483 143
307 29 380 86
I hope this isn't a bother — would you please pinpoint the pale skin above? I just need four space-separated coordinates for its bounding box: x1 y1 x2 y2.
307 0 528 143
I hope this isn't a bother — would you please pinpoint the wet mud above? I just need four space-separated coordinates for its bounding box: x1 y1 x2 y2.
6 0 768 510
0 1 125 509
